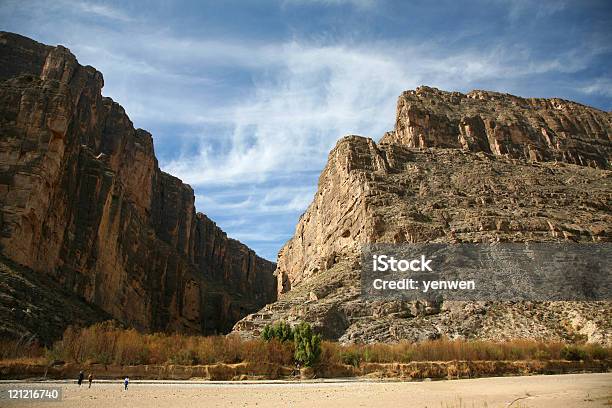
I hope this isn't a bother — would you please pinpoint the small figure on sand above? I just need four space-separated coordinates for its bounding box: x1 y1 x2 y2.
88 373 93 388
78 371 84 387
294 362 301 378
124 376 129 390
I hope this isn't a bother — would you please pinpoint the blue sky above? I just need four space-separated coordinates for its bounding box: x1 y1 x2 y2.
1 0 611 261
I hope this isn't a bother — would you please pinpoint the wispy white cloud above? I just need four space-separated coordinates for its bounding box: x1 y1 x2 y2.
579 77 612 99
502 0 568 21
1 0 134 23
164 42 406 184
197 185 315 215
162 38 600 185
281 0 375 9
72 1 133 22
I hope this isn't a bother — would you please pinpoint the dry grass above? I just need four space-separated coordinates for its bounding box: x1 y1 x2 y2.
320 338 610 367
0 339 46 360
0 322 609 367
42 322 294 366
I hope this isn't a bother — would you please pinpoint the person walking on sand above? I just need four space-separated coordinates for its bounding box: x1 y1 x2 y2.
88 373 93 388
124 376 129 391
77 371 84 387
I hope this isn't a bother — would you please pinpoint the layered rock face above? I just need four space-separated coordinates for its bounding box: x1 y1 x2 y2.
234 87 611 345
0 32 276 341
382 86 611 168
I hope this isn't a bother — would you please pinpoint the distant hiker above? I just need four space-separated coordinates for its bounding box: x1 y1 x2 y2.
88 373 93 388
78 371 84 387
124 376 129 390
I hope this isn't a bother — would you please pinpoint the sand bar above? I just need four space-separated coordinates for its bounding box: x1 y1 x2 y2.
1 373 611 407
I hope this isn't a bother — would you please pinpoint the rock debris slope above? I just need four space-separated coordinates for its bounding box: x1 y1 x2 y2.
0 32 276 342
234 86 611 345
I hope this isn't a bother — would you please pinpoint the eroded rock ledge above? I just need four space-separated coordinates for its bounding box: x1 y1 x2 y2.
382 86 611 168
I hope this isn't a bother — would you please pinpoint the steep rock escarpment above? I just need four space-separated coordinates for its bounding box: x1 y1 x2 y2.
0 32 276 342
234 87 611 345
382 86 611 168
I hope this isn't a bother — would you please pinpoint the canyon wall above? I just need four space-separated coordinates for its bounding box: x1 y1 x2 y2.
235 87 611 345
0 32 276 341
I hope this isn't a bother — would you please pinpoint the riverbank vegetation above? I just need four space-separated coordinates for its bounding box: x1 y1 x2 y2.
1 321 609 369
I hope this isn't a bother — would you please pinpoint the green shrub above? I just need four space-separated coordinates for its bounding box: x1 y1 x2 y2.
586 344 609 360
262 321 294 343
340 350 362 367
560 345 588 361
533 349 551 361
261 325 272 341
293 322 321 367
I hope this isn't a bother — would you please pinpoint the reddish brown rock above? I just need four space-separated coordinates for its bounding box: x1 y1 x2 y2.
0 32 276 340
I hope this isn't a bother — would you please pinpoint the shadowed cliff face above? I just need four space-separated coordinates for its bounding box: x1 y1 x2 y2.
234 88 611 345
0 32 277 339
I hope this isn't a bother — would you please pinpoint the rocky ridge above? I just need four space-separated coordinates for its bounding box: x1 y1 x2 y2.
383 86 610 168
0 32 276 342
234 87 611 345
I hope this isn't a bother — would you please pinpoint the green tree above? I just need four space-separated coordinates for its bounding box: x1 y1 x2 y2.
261 324 273 341
261 321 293 343
293 322 321 367
560 345 588 361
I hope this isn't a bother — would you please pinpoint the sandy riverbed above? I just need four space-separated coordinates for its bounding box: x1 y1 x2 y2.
1 373 610 407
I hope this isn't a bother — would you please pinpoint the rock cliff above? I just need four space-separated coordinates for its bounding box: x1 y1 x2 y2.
234 87 611 345
0 32 276 342
382 86 611 168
